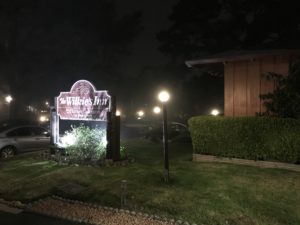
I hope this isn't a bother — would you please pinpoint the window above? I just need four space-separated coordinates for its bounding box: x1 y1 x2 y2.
7 127 32 137
31 127 48 136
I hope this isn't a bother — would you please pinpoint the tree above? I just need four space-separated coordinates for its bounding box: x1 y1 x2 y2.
0 0 142 118
260 61 300 119
157 0 300 61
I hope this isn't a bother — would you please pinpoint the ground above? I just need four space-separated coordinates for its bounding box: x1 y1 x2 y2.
0 139 299 225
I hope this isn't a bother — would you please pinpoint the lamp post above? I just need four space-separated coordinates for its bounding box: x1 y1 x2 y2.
158 90 170 182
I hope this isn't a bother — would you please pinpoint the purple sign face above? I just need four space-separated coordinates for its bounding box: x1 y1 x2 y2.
56 80 111 121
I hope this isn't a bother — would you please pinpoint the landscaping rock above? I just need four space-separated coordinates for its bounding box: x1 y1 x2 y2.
28 197 174 225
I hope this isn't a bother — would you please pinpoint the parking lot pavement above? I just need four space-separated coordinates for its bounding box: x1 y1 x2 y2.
0 211 84 225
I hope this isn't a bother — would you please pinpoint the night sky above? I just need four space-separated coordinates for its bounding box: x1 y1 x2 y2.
1 0 298 121
1 1 183 111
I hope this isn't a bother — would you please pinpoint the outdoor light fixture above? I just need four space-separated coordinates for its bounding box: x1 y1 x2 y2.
158 90 170 103
39 116 47 122
116 110 121 116
153 106 161 114
158 90 170 182
5 95 13 103
211 109 220 116
137 110 144 117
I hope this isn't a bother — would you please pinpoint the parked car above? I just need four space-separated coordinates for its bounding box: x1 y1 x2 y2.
0 125 50 159
145 122 190 142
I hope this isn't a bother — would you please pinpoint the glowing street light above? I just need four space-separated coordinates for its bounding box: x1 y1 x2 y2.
5 95 13 103
153 106 161 114
158 90 170 182
39 116 47 122
137 110 144 117
158 91 170 103
116 110 121 116
211 109 220 116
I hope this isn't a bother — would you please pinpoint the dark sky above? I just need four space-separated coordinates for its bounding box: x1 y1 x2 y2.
0 0 223 119
1 1 179 101
115 0 178 75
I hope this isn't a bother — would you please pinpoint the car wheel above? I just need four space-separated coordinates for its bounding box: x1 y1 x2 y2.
1 146 16 159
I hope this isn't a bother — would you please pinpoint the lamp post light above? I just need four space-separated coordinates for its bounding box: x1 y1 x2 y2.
137 110 144 119
5 95 13 104
5 95 13 119
116 110 121 116
211 109 220 116
158 90 170 182
153 106 161 114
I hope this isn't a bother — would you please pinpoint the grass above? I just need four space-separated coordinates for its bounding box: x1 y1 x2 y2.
0 139 300 225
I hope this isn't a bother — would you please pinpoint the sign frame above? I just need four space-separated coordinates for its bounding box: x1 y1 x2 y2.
56 80 111 121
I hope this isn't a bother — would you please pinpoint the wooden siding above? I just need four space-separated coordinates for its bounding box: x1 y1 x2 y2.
224 56 289 117
224 63 234 116
233 61 247 116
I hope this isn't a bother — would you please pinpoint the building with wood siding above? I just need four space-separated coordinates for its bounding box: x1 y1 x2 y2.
186 50 300 117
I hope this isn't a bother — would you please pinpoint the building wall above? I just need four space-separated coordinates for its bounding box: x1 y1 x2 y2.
224 56 289 117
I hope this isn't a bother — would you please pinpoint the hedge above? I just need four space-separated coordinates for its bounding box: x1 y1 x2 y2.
188 116 300 164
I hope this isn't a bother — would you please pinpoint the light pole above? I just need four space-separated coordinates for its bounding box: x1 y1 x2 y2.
158 90 170 182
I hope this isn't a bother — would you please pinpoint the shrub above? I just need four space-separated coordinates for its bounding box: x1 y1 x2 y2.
60 124 107 162
188 116 300 163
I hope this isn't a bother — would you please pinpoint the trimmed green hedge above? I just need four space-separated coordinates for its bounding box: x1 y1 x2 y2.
188 116 300 164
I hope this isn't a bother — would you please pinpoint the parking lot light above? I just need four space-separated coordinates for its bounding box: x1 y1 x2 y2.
5 95 13 103
158 90 170 183
153 106 161 114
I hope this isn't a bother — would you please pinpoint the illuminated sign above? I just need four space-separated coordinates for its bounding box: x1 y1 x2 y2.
56 80 111 121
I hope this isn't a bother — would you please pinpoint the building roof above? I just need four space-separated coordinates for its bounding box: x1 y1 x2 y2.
185 49 300 67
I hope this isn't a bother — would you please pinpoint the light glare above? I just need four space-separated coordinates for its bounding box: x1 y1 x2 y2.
158 91 170 103
39 116 47 122
211 109 220 116
137 110 144 117
153 106 161 114
5 95 13 103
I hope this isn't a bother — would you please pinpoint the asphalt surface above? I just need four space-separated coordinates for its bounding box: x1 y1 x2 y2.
0 211 84 225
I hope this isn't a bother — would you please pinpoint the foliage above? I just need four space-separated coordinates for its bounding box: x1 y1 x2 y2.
188 116 300 163
260 61 300 119
157 0 300 60
120 146 128 160
61 125 107 162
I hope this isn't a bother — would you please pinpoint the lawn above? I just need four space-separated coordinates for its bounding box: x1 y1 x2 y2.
0 139 299 225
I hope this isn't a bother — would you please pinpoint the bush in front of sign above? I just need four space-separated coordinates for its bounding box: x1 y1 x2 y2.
60 124 107 163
